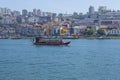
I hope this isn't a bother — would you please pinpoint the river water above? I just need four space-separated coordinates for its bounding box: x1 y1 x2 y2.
0 39 120 80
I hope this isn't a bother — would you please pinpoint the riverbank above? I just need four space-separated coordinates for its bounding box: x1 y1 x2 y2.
1 35 120 39
82 36 120 39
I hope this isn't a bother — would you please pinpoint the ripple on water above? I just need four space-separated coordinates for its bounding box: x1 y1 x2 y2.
0 39 120 80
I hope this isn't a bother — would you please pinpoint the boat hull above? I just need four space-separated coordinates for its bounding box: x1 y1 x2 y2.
34 41 70 45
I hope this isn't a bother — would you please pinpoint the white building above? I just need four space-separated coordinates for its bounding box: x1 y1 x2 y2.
28 16 39 23
1 15 16 24
37 9 42 16
0 7 11 15
13 11 21 17
33 9 37 16
89 6 95 15
105 28 120 35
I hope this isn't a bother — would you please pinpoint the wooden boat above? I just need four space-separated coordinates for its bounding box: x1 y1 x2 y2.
33 36 70 45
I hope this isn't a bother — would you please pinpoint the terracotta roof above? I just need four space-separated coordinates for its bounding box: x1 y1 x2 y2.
100 25 108 29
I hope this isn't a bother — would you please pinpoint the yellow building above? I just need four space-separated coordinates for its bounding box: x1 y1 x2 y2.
60 28 68 35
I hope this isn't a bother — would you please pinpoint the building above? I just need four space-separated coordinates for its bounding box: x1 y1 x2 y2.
98 6 107 13
89 6 95 15
12 10 21 17
22 9 28 16
53 27 60 36
28 16 39 23
16 25 44 36
37 9 42 16
52 13 57 19
33 9 37 16
7 9 11 15
100 11 120 20
39 16 51 23
0 7 2 14
28 12 33 17
0 7 11 15
108 29 120 35
0 15 17 24
41 12 47 16
101 26 120 35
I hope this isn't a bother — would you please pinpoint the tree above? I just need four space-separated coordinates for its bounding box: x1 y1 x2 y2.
87 29 94 35
66 18 70 21
97 28 105 35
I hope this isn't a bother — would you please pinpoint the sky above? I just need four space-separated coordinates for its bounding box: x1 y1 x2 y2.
0 0 120 14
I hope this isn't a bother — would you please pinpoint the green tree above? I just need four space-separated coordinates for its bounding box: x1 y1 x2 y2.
66 18 70 21
87 29 94 35
97 28 105 35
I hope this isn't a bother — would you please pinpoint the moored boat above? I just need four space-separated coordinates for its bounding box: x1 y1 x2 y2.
33 36 70 45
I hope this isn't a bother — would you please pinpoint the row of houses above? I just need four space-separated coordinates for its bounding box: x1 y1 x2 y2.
1 22 120 37
0 25 44 37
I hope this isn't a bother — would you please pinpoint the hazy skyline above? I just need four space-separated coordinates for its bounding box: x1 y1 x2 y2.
0 0 120 14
